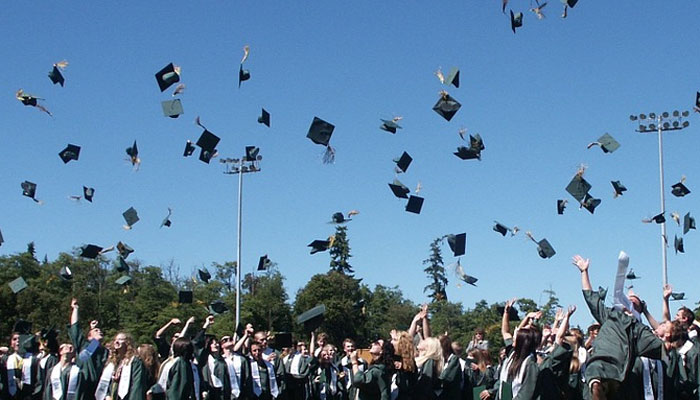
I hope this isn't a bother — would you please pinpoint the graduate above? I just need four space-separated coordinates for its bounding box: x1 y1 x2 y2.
165 338 199 400
389 331 417 400
350 341 393 400
45 344 82 400
248 341 280 400
310 345 343 400
150 317 195 400
413 338 442 400
437 335 461 400
68 299 109 400
282 340 312 400
37 328 61 400
221 334 250 400
466 329 489 353
19 334 41 400
534 306 576 400
3 326 23 399
463 349 496 400
94 332 147 400
336 339 366 400
194 316 230 400
135 345 159 392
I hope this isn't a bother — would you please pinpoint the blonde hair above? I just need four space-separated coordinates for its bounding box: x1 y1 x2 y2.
394 331 416 373
108 332 136 366
414 337 443 375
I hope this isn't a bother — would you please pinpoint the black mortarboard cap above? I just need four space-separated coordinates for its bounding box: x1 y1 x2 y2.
297 304 326 331
405 195 424 214
565 175 591 202
115 275 132 286
8 277 28 294
59 266 73 281
433 92 461 121
183 140 196 157
307 117 335 147
447 233 466 257
41 327 58 342
696 92 700 110
80 244 103 259
13 320 32 335
126 141 139 166
460 274 478 286
0 229 4 247
566 0 578 8
454 146 481 160
122 207 139 228
58 144 81 164
48 66 65 86
258 108 270 127
21 181 37 200
178 290 193 304
196 130 220 152
510 10 523 33
596 133 620 153
380 119 402 134
117 242 134 259
445 67 460 88
331 212 348 224
161 99 184 118
648 213 665 224
626 269 639 280
611 181 627 197
394 152 412 173
557 200 567 215
155 63 180 92
674 235 684 254
257 255 270 271
22 334 38 354
272 332 293 349
582 194 602 214
684 212 696 234
245 146 260 162
493 222 509 236
670 292 686 301
238 65 250 88
83 186 94 202
388 179 410 199
671 181 691 198
117 257 130 273
496 305 520 322
308 240 331 255
161 209 172 228
537 239 556 259
208 300 229 315
198 268 211 283
199 149 216 164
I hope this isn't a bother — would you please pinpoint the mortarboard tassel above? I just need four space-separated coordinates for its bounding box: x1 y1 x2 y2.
54 60 69 70
172 83 185 97
241 45 250 64
322 145 335 164
435 67 445 84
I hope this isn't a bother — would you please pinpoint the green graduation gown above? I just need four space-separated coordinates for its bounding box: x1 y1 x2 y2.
166 357 197 400
352 364 391 400
67 323 109 400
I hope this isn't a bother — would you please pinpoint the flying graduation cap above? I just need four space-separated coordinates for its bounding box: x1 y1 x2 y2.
178 290 193 304
160 208 173 228
388 179 410 199
493 221 518 236
454 134 485 160
433 91 461 121
183 140 196 157
581 193 602 214
444 67 460 88
8 277 28 294
526 232 555 259
380 117 403 134
557 200 567 215
0 229 4 247
122 207 139 230
626 269 640 280
565 168 592 203
117 257 130 273
59 266 73 281
611 181 627 198
21 181 42 204
674 235 684 254
684 212 696 234
48 61 68 86
642 213 665 224
257 255 271 271
83 186 95 202
497 304 521 321
587 133 620 154
195 117 221 164
446 233 466 257
307 117 336 164
453 259 477 287
80 244 104 259
161 99 184 118
16 89 52 116
125 141 140 168
59 144 81 164
331 212 352 224
155 63 181 92
258 108 270 127
208 300 229 315
394 152 412 173
405 195 424 214
510 10 523 33
297 304 326 331
117 242 134 259
670 292 686 301
308 238 332 254
238 45 251 88
671 178 691 197
198 268 211 283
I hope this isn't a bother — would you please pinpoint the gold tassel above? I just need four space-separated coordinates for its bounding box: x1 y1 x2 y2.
54 60 69 69
241 45 250 64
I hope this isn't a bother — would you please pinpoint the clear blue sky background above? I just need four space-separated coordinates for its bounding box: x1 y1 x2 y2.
2 1 699 328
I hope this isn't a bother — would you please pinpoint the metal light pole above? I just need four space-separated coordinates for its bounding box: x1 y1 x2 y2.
221 148 262 330
630 111 690 285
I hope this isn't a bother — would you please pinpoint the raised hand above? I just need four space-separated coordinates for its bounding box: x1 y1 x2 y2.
572 255 589 272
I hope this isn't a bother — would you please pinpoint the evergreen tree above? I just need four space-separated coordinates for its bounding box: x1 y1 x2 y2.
423 237 448 302
329 225 354 274
539 287 561 326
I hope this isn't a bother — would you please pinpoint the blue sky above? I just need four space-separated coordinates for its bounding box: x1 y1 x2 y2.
2 1 700 328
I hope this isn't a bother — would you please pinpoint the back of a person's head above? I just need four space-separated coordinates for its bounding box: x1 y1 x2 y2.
679 307 696 326
668 320 689 348
172 337 194 360
438 334 452 359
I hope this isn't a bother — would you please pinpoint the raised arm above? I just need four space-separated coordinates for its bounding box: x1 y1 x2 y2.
640 296 660 330
233 323 253 353
518 311 543 331
502 298 516 341
178 316 195 338
156 318 181 339
572 255 592 291
420 304 431 338
309 331 316 358
407 306 424 338
556 306 576 345
70 298 79 325
662 284 672 322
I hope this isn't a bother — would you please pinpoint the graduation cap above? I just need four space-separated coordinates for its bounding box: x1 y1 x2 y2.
178 290 193 304
83 186 95 202
307 117 336 164
258 108 270 127
115 275 132 286
183 140 196 157
380 118 403 134
80 244 103 259
510 10 523 33
41 327 59 344
433 91 461 121
497 305 520 321
331 212 351 224
684 212 696 234
257 255 271 271
122 207 140 229
526 232 555 258
454 134 485 160
388 179 410 199
563 0 578 8
48 61 68 86
58 144 81 164
643 213 665 224
453 259 477 287
198 268 211 283
565 173 592 202
405 195 424 214
696 92 700 113
611 181 627 198
16 89 52 116
671 181 691 198
117 257 130 273
238 65 251 88
394 152 412 173
557 199 567 215
447 233 466 257
296 304 326 331
161 99 184 118
272 332 293 349
160 208 173 228
308 239 331 254
22 334 39 354
125 141 139 167
13 320 32 335
195 118 221 164
21 181 41 203
670 292 686 301
59 266 73 281
587 133 620 153
674 235 684 254
0 229 4 247
208 300 229 315
626 269 639 280
117 242 134 259
581 194 602 214
245 146 260 162
8 277 28 294
155 63 181 92
445 67 460 88
493 222 509 236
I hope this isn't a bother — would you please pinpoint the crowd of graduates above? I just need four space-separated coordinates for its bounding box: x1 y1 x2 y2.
0 253 699 400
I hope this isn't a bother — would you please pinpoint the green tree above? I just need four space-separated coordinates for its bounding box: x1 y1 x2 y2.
363 285 416 343
240 265 292 333
423 237 448 302
329 225 354 274
539 287 561 326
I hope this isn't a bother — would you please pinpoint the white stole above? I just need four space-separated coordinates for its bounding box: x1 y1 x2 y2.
319 366 337 400
499 353 532 398
7 353 21 396
117 358 133 400
50 363 80 400
207 355 223 388
390 373 399 400
225 355 243 398
191 361 201 400
251 360 279 398
290 354 303 376
641 357 663 400
152 357 175 394
22 353 33 385
95 362 115 400
341 356 364 390
679 340 694 366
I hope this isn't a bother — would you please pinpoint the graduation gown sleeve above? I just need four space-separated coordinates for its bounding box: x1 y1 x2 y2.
166 358 194 400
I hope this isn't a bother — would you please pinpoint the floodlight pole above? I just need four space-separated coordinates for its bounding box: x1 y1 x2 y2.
630 111 690 286
221 152 262 330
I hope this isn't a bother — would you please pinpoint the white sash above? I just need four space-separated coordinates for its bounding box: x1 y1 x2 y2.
95 362 115 400
191 361 201 400
341 357 364 390
679 340 694 366
225 355 242 398
208 355 223 388
22 353 33 385
642 357 663 400
51 364 80 400
290 354 302 376
40 356 50 370
152 357 175 394
390 373 399 400
251 360 279 398
498 353 532 398
7 353 21 396
117 358 133 399
319 366 337 400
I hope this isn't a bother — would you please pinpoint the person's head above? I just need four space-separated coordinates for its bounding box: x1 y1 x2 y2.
587 324 600 337
656 320 688 350
10 333 20 352
342 338 356 354
316 332 328 347
393 331 416 373
205 335 220 354
438 334 452 361
676 307 695 328
451 341 463 356
480 349 492 366
87 326 104 342
569 328 584 347
220 336 233 352
250 341 263 361
371 341 395 370
320 344 334 364
467 349 487 372
296 341 308 355
508 326 541 380
474 328 485 341
172 337 194 360
59 343 74 362
414 337 443 372
137 344 160 380
327 345 337 358
253 331 268 349
110 332 136 364
498 347 507 362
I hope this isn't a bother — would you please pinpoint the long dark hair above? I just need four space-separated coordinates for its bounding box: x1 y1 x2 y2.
172 338 194 360
507 327 540 380
372 342 396 371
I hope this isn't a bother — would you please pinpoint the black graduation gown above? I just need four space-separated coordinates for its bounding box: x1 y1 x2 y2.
438 356 462 400
414 359 439 400
393 369 417 400
283 353 311 400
